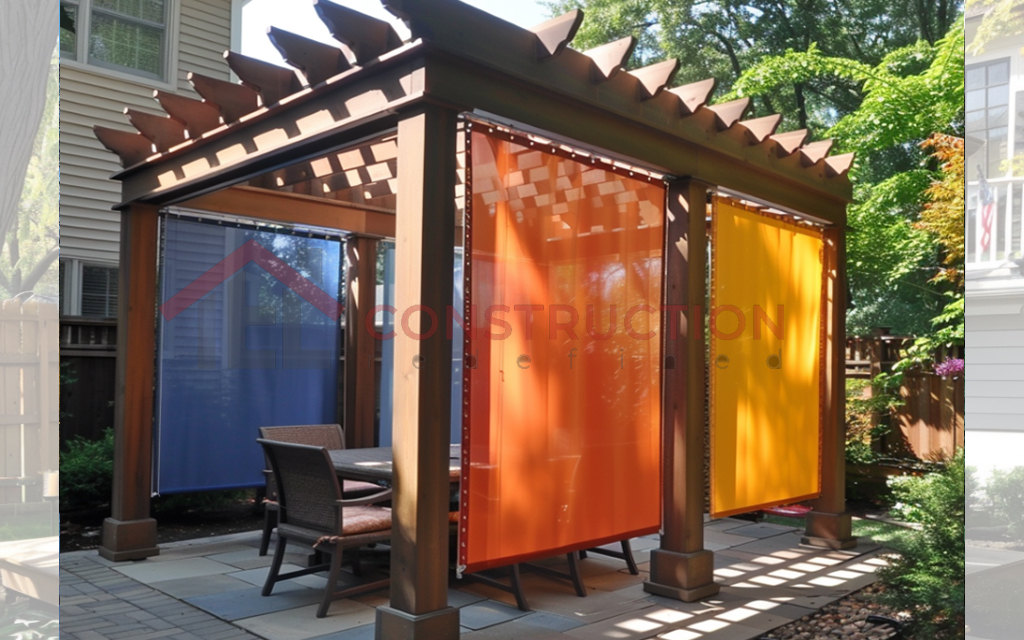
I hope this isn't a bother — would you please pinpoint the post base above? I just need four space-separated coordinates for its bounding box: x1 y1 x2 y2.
643 549 720 602
801 511 857 550
375 605 460 640
98 518 159 562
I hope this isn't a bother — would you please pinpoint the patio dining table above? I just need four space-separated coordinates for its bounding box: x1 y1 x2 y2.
329 444 462 485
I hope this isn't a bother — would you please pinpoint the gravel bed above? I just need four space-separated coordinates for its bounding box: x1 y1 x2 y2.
759 585 904 640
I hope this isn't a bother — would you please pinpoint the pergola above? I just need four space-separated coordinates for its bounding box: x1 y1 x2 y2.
94 0 856 637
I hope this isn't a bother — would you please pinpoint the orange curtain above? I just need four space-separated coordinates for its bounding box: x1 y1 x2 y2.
709 197 824 518
461 128 664 572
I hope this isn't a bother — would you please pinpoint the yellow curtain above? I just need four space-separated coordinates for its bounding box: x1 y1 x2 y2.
461 128 664 572
710 197 824 518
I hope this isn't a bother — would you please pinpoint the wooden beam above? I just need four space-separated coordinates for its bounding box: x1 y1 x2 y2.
643 180 720 602
704 98 749 130
94 126 154 167
224 50 303 107
375 104 460 638
800 139 834 167
268 26 352 86
770 129 808 156
736 114 782 144
824 152 855 177
803 227 856 550
528 10 584 59
188 72 260 124
669 78 716 116
180 186 396 237
99 205 160 562
315 0 404 65
125 108 187 152
583 37 636 81
344 237 379 450
154 91 222 138
629 59 679 101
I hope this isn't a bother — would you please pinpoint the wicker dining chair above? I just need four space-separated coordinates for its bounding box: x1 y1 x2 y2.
256 438 393 618
258 424 381 556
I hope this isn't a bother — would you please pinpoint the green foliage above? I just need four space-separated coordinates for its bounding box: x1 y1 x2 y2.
845 376 902 465
152 489 252 516
59 429 114 512
878 450 965 639
0 598 57 640
967 0 1024 54
725 22 964 338
987 467 1024 539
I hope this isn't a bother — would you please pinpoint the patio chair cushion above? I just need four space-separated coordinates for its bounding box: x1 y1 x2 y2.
343 480 383 498
340 506 393 536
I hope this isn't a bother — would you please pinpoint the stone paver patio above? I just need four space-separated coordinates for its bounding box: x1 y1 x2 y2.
59 518 887 640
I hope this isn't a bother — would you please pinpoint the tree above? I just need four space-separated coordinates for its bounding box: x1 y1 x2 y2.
967 0 1024 54
722 22 965 337
545 0 958 131
0 2 58 252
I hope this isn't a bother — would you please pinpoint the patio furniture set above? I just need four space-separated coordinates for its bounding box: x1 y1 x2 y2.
256 424 639 618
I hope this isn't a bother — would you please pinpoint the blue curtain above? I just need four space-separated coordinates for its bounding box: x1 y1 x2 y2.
155 217 342 494
377 244 463 446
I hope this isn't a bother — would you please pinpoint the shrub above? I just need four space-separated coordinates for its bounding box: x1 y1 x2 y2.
60 429 114 512
966 465 978 513
987 466 1024 539
845 375 900 465
877 449 965 639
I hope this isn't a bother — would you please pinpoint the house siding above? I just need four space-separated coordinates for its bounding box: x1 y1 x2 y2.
59 0 232 265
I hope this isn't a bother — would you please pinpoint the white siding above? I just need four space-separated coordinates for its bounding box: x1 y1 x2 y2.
59 0 232 264
965 315 1024 433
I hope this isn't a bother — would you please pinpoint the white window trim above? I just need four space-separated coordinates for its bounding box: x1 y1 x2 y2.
59 0 181 92
61 258 120 317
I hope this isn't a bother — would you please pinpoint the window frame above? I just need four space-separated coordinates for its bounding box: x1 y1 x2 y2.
59 0 180 90
60 258 120 318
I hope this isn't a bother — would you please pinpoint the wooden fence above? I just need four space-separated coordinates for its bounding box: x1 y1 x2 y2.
846 331 964 460
0 300 58 505
59 317 117 445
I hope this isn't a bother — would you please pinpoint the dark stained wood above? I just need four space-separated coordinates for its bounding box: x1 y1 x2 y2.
224 50 302 107
583 37 636 81
704 98 750 130
315 0 405 65
180 186 396 237
268 26 352 86
629 59 680 100
663 179 709 554
800 139 834 166
125 108 187 152
99 204 160 561
770 129 809 156
737 114 782 144
154 91 222 137
825 152 855 177
387 104 458 618
528 10 584 59
669 78 716 116
188 72 260 123
94 126 154 167
344 236 379 449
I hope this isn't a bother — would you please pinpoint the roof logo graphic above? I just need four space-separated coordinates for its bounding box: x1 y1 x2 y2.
160 240 343 321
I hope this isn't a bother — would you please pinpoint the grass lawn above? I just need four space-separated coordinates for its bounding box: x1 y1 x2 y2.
761 514 915 551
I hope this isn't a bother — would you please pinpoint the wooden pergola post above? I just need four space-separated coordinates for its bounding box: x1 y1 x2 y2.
99 205 160 562
375 104 461 639
803 226 856 549
644 180 720 602
344 236 379 449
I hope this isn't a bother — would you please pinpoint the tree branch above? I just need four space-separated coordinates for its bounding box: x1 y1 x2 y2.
20 246 58 294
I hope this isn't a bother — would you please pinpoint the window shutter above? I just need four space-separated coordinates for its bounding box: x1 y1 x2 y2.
81 265 119 318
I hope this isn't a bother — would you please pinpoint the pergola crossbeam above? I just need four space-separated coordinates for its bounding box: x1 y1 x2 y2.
669 78 716 116
154 91 222 138
124 109 187 153
629 59 680 101
188 72 260 124
268 26 353 86
94 126 155 166
583 37 636 81
224 51 303 107
315 0 405 65
529 10 584 59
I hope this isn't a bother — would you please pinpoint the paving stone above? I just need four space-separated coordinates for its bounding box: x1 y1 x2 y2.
186 586 324 621
459 600 531 630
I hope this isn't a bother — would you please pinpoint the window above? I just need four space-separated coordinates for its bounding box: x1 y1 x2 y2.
60 259 119 318
967 59 1011 180
59 0 169 82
